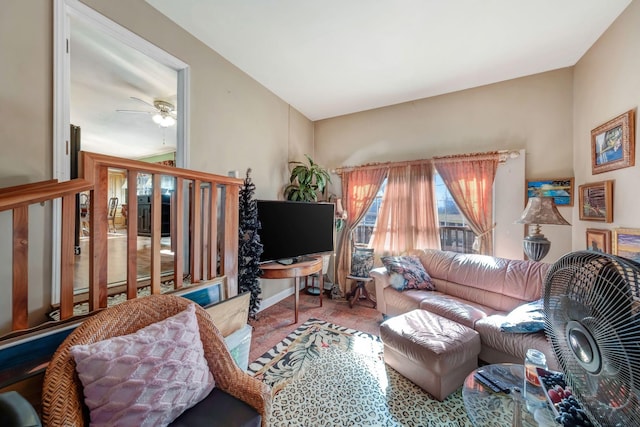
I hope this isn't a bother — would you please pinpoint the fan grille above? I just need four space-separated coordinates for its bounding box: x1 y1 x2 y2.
545 251 640 426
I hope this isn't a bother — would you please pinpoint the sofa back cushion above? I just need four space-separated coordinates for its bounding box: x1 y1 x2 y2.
407 249 551 312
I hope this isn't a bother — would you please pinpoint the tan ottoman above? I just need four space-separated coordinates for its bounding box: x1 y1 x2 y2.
380 309 481 401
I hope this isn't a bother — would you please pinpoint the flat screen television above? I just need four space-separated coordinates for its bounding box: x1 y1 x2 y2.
257 200 335 264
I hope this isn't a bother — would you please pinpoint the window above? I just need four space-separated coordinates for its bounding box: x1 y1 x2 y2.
353 180 386 245
434 174 476 253
352 174 476 253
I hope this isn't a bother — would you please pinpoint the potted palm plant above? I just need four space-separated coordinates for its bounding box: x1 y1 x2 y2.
283 154 331 202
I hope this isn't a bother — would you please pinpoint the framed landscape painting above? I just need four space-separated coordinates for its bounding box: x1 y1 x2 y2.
613 228 640 263
578 180 613 222
526 178 574 206
586 228 611 254
591 109 635 174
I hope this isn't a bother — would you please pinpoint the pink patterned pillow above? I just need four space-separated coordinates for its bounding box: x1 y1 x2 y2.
381 255 435 291
70 304 215 427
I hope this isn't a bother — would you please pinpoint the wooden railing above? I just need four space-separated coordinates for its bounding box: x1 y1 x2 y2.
0 151 242 336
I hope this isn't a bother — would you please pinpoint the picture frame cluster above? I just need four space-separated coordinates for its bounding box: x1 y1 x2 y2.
576 109 636 225
525 108 638 259
579 108 637 259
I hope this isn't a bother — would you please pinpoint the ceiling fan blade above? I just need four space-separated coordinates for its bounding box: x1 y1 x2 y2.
130 96 158 110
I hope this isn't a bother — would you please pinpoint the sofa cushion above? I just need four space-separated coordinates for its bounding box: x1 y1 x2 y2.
382 288 444 316
418 294 498 328
430 278 526 313
381 255 435 291
475 314 557 370
70 304 215 427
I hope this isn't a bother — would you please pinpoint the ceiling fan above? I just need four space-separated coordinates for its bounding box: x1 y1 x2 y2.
117 97 177 128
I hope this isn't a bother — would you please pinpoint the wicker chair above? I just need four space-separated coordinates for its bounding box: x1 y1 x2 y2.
41 295 272 426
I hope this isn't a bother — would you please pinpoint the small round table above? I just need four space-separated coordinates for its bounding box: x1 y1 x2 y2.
260 257 323 324
345 275 376 308
462 363 555 427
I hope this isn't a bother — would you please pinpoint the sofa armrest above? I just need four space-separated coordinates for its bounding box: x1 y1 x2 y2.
370 267 391 315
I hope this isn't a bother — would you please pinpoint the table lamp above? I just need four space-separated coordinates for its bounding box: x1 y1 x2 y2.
516 197 570 261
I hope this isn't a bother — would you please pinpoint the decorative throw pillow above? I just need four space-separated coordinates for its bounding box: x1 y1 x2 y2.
70 304 215 427
500 299 545 333
351 247 375 277
381 255 435 291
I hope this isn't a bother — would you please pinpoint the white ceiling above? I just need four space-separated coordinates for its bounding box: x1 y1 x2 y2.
146 0 631 120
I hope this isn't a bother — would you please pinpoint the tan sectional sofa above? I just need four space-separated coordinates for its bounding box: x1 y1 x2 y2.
370 249 559 370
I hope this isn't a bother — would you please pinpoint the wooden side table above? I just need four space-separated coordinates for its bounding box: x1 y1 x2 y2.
260 257 323 323
346 275 376 308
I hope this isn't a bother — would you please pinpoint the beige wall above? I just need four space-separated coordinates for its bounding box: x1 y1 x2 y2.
315 69 574 262
0 0 313 331
573 0 640 253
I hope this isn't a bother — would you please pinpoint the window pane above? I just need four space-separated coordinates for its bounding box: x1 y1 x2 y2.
353 180 386 245
435 173 466 227
435 173 475 253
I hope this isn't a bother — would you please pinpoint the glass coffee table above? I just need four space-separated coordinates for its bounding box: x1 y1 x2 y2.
463 363 556 427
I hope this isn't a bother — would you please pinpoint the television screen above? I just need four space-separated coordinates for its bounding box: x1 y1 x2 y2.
257 200 334 263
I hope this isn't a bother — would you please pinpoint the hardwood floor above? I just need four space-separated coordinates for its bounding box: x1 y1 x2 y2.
73 230 174 290
248 290 384 362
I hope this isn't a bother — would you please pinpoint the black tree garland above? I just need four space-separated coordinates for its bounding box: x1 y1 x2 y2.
238 168 263 318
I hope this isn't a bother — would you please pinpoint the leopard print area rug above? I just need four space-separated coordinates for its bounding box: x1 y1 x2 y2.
248 318 472 426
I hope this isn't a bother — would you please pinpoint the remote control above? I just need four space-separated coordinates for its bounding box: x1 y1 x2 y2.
475 370 512 393
474 372 501 392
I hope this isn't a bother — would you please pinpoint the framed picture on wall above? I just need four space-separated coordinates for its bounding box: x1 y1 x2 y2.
613 228 640 262
525 178 574 206
591 109 636 174
578 180 614 222
586 228 611 253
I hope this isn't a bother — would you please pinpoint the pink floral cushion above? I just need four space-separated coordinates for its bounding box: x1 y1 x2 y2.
69 303 215 427
381 255 435 291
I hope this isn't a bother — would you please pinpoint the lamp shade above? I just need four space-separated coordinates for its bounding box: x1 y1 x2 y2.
516 197 570 226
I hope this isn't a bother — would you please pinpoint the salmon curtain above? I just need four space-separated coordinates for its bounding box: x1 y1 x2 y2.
370 163 440 256
336 167 387 295
432 152 500 255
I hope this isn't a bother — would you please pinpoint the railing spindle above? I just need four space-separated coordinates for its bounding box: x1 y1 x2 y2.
12 206 28 330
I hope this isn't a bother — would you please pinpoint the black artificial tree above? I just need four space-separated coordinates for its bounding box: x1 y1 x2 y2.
238 168 263 318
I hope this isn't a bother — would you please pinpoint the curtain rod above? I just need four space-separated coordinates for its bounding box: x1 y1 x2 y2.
333 150 520 175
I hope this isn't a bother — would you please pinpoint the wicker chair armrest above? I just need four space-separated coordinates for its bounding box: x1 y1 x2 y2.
194 308 272 425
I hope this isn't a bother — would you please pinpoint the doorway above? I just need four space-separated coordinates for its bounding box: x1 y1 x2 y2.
53 0 191 304
54 0 189 178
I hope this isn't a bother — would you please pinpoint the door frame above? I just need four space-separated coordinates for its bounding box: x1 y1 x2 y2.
52 0 190 303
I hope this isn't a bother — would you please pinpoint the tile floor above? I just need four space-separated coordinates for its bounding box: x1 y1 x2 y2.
248 290 383 362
